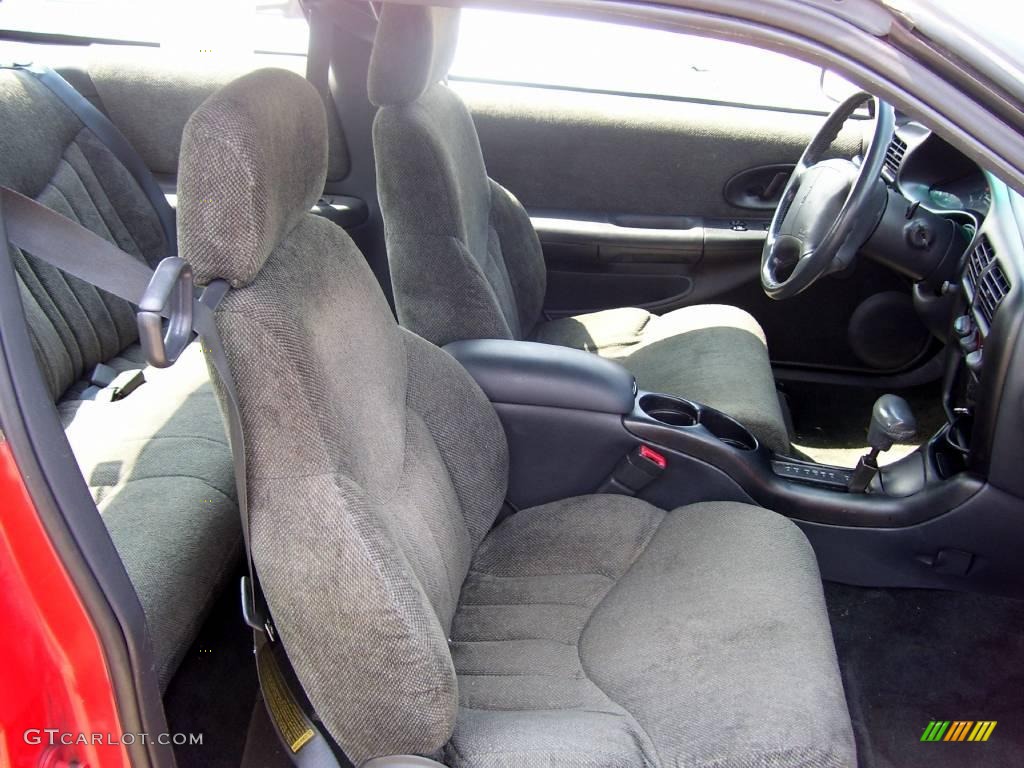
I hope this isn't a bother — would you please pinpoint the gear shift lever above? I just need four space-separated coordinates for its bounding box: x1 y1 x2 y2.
848 395 917 492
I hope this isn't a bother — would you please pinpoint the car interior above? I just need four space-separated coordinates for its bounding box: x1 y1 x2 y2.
1 1 1023 767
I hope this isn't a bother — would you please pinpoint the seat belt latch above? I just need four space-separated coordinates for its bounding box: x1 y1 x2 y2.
138 257 194 368
96 369 146 402
598 445 667 495
241 575 276 642
84 364 145 402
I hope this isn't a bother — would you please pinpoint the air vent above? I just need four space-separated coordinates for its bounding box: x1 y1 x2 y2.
966 234 994 288
883 135 908 179
967 235 1011 325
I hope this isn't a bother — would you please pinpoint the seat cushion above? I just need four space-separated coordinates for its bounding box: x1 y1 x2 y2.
448 496 856 768
533 304 790 454
59 341 240 689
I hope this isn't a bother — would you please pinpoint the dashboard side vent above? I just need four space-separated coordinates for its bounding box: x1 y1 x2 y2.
967 235 1011 325
883 135 908 179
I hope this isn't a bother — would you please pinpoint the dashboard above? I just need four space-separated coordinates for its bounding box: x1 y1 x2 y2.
884 116 1024 498
890 120 992 219
926 176 991 215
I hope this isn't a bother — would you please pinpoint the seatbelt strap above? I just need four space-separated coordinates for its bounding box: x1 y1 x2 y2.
303 1 333 86
14 63 178 261
1 188 346 768
302 0 378 48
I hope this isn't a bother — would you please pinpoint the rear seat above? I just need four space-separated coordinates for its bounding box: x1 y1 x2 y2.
0 66 239 690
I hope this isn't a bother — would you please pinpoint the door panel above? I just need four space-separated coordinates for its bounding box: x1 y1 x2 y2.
459 81 863 218
533 211 739 316
460 81 932 374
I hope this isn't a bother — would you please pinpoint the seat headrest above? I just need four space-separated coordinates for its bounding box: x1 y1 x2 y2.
368 4 461 107
178 68 327 287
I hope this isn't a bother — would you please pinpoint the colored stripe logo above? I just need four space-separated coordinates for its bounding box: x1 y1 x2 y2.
921 721 997 742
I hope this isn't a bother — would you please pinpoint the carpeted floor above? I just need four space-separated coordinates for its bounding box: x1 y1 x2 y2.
825 582 1024 768
786 381 947 468
239 697 293 768
163 575 259 768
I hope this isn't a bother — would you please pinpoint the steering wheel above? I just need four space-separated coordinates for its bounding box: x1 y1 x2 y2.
761 92 894 299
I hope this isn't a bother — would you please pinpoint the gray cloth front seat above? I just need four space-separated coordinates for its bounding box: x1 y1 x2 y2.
180 68 855 767
368 4 790 454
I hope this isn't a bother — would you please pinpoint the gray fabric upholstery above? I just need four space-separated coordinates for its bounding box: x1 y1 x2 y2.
1 70 168 400
180 69 854 767
1 67 238 689
368 4 461 107
181 72 509 762
374 86 548 346
450 497 856 768
178 68 328 287
205 215 509 764
81 50 350 181
534 304 790 454
60 342 240 689
369 7 790 452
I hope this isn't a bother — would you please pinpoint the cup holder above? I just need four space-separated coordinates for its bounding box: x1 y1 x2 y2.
699 409 758 451
639 394 698 427
638 394 757 451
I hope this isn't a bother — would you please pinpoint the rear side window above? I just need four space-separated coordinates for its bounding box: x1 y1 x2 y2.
0 0 309 56
450 9 833 113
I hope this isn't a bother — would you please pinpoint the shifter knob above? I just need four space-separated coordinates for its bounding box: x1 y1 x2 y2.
849 395 917 493
866 394 917 452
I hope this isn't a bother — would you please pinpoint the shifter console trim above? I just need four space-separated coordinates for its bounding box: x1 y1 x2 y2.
771 459 852 490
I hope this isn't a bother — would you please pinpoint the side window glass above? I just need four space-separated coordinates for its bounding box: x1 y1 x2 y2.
450 8 833 113
0 0 309 58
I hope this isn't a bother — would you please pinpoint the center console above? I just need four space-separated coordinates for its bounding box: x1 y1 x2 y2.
445 337 980 525
444 337 1024 594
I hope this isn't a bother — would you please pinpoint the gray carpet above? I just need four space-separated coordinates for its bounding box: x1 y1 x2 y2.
825 582 1024 768
163 575 259 767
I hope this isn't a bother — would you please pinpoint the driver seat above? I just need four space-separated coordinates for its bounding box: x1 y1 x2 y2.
369 4 790 453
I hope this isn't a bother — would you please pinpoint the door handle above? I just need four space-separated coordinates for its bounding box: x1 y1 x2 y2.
723 164 795 210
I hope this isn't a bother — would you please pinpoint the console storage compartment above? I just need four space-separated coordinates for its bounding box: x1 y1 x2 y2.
444 339 636 414
444 339 639 508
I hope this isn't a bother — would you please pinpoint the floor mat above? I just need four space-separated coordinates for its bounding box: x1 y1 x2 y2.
825 583 1024 768
787 381 946 468
163 577 259 768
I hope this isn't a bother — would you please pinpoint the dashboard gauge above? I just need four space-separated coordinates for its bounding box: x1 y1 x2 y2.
928 188 963 210
894 125 992 215
968 188 992 213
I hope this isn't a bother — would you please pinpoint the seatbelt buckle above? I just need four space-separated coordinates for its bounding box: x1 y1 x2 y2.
138 256 194 368
598 445 667 495
90 362 118 389
94 369 146 402
241 575 276 642
83 364 145 402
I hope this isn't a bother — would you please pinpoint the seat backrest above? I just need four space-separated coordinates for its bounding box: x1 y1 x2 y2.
0 68 168 400
369 4 547 347
177 68 510 764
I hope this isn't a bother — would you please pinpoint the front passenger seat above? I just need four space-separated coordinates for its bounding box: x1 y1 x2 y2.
178 68 855 767
369 4 790 454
